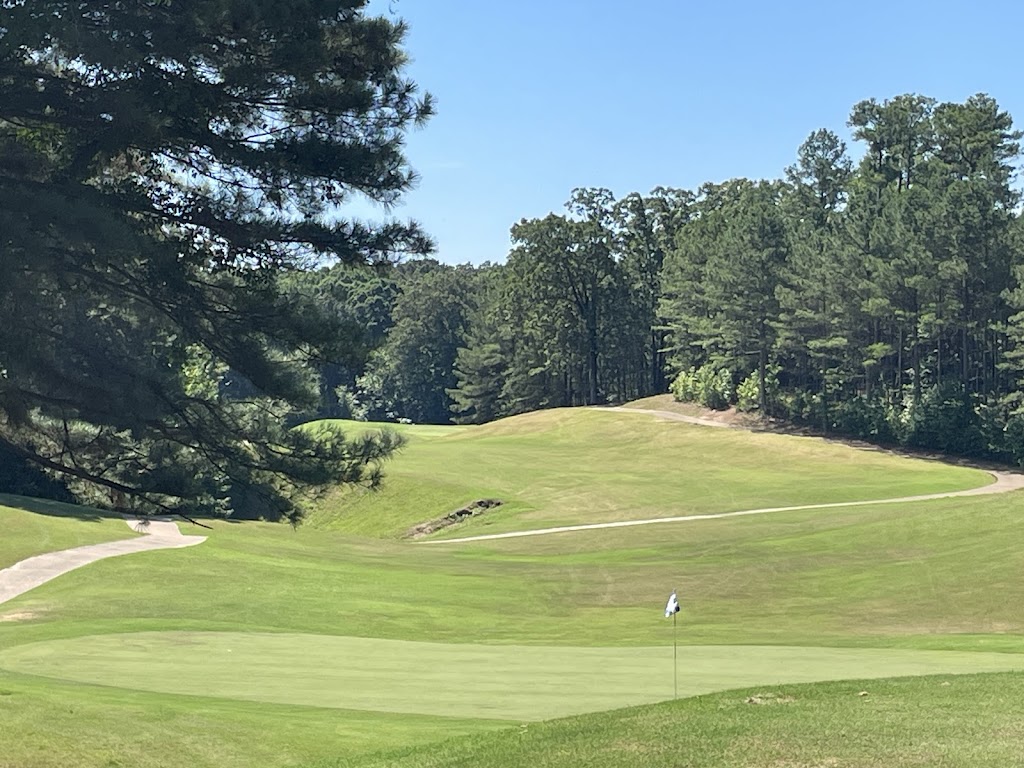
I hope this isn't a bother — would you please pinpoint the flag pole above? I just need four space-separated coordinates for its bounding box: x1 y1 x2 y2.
665 588 680 699
673 598 678 699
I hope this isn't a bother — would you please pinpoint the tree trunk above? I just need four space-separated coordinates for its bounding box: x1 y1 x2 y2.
758 318 768 414
587 297 600 405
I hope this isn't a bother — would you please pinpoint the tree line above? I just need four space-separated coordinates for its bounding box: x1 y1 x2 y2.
301 93 1024 464
4 0 1023 528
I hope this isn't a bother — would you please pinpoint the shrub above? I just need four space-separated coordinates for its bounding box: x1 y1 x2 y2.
669 368 699 403
1003 412 1024 465
830 396 897 444
670 365 734 411
736 367 780 413
898 383 986 456
736 372 760 412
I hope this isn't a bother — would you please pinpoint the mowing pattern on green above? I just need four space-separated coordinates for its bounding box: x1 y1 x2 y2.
4 631 1024 721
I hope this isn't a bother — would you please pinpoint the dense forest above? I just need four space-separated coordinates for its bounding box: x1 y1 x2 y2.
295 93 1024 465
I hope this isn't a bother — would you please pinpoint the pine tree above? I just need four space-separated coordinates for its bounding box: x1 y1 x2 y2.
0 1 432 520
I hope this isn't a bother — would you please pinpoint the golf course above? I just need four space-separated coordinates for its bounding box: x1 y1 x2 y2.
2 404 1024 766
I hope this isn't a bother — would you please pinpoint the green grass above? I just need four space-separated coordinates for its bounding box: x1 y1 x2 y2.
0 494 138 570
340 673 1024 768
0 671 503 768
5 632 1024 721
305 408 990 539
1 406 1023 767
5 491 1024 651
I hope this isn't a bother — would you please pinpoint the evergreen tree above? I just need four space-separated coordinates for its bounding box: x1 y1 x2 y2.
776 129 856 427
0 1 431 520
361 262 476 424
448 266 508 424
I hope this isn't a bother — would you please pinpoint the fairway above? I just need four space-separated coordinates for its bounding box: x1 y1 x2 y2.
309 409 992 538
5 631 1024 721
3 408 1024 768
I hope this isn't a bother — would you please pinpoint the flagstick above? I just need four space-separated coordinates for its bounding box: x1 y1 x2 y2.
672 609 678 699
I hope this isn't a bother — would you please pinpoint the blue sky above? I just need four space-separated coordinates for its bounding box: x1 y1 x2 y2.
358 0 1024 265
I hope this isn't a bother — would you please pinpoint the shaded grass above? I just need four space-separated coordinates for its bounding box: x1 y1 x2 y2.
0 494 137 570
338 672 1024 768
305 409 990 539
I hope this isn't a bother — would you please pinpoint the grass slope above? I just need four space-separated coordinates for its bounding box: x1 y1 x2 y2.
341 673 1024 768
0 494 137 571
305 408 990 539
0 671 503 768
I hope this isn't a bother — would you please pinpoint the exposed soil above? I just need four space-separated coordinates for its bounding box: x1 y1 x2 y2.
407 499 503 539
745 692 796 705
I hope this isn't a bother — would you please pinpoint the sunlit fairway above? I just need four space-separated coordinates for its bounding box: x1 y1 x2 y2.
1 408 1024 767
305 408 992 538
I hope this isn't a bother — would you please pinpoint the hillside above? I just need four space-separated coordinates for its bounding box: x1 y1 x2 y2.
304 407 991 539
1 409 1023 768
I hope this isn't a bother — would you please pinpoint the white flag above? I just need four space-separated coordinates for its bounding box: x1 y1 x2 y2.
664 590 680 618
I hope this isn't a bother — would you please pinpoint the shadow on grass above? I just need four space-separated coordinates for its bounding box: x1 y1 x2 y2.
0 493 262 531
0 493 122 523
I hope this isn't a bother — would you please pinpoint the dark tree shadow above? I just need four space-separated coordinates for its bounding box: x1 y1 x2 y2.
0 493 123 523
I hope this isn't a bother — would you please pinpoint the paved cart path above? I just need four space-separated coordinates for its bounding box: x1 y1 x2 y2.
0 518 206 606
426 407 1024 545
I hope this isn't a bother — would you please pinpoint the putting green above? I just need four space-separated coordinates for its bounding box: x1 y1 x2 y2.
3 632 1024 721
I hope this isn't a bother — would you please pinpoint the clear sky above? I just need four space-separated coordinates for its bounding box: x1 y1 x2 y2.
357 0 1024 265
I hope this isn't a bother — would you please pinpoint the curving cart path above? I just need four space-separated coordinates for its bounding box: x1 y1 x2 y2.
425 407 1024 545
0 518 206 607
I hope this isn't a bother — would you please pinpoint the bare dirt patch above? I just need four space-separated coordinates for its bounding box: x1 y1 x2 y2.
745 692 797 705
621 395 757 427
407 499 503 539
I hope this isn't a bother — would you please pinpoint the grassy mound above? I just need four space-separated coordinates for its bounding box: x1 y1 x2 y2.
305 408 990 538
341 672 1024 768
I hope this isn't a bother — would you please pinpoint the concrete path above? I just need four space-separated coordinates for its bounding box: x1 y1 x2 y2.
0 518 206 606
426 407 1024 545
425 470 1024 545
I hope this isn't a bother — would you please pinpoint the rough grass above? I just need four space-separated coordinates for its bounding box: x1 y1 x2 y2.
305 408 990 539
338 672 1024 768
